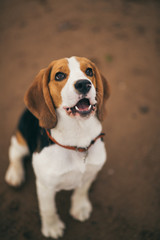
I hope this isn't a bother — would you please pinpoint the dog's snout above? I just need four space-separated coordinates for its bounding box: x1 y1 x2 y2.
74 80 91 95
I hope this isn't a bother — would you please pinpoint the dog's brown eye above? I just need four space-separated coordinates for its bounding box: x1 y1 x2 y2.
85 68 93 77
55 72 66 81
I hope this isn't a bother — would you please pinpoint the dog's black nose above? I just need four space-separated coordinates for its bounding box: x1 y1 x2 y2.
75 80 91 95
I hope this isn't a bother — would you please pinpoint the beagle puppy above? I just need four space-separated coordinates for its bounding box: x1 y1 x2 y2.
5 56 110 239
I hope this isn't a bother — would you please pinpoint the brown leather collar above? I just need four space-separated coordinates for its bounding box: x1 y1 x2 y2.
46 130 105 152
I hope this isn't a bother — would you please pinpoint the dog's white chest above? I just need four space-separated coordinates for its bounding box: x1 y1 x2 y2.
32 139 106 191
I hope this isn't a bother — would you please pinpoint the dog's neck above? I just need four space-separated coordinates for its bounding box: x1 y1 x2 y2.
50 108 102 148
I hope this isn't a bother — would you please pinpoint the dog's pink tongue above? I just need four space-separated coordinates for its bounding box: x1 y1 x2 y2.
76 99 90 111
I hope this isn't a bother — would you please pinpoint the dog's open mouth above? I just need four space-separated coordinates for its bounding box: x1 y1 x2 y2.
64 98 96 117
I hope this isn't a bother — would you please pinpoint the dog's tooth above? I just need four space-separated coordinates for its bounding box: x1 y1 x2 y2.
88 105 91 110
75 106 79 111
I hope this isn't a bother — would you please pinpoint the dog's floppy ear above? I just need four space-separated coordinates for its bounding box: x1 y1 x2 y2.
24 65 57 129
93 63 110 121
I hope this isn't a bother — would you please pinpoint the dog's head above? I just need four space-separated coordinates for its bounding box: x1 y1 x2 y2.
24 56 110 129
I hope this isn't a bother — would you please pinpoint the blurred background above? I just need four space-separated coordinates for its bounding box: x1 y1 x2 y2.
0 0 160 239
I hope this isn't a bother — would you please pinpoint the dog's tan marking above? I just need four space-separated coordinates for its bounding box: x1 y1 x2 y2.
76 56 110 121
49 59 70 108
76 57 96 88
16 131 27 146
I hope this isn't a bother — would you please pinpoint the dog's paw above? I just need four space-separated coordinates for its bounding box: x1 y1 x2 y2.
42 216 65 239
70 196 92 222
5 163 25 187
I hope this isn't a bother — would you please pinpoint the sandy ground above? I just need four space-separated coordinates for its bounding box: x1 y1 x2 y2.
0 0 160 239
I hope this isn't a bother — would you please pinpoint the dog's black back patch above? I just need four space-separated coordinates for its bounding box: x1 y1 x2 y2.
17 109 53 154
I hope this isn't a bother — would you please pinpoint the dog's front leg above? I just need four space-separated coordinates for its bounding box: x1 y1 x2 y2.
36 180 65 239
70 179 94 222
